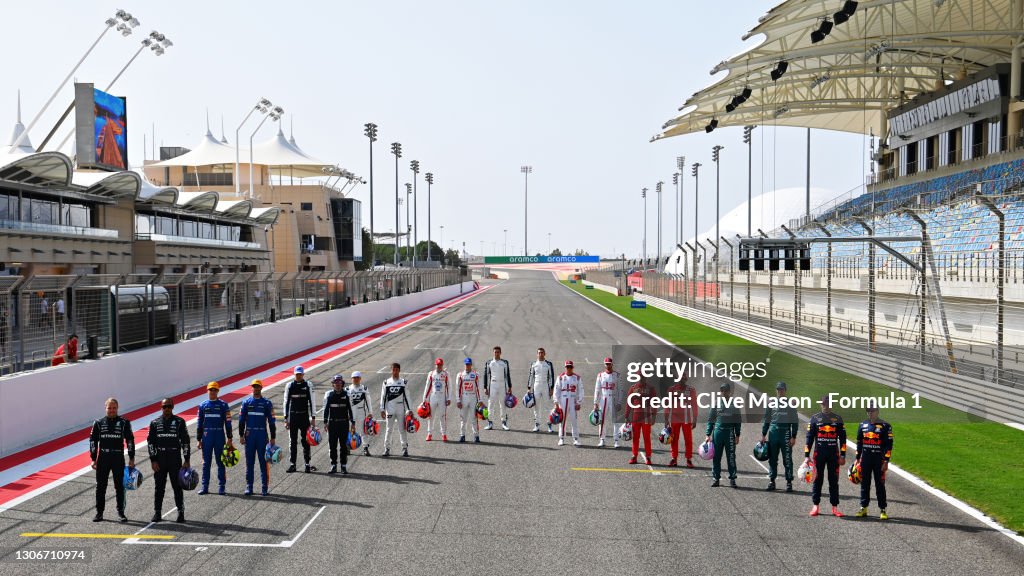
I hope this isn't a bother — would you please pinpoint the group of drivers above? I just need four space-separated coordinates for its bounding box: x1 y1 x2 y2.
89 347 893 523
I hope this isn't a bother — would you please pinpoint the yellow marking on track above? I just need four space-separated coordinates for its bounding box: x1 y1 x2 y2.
571 467 683 474
21 533 175 540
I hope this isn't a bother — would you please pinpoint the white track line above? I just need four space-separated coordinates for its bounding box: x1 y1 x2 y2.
562 279 1024 549
749 454 770 472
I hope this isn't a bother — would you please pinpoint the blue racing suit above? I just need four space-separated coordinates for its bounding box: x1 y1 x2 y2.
198 398 233 491
239 396 276 491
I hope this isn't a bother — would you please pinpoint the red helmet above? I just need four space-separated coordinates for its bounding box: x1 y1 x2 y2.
404 413 420 434
416 401 431 419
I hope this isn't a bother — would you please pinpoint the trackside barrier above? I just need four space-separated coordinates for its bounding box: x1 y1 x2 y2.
0 281 477 457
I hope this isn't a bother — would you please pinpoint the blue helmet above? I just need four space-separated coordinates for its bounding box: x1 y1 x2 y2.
123 467 143 490
348 431 363 450
178 467 199 491
504 393 518 409
522 392 536 408
265 443 283 464
464 357 473 365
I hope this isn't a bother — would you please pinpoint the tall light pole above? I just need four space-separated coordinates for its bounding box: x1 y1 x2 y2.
548 232 552 254
410 160 420 267
672 172 680 248
397 195 405 262
10 9 139 153
712 145 724 276
676 156 685 243
364 123 378 265
250 106 283 200
425 172 434 262
521 165 532 255
743 126 755 237
656 181 664 268
503 229 508 256
405 183 412 262
43 30 173 152
391 142 402 266
440 225 445 263
691 163 701 301
641 188 648 263
236 98 271 194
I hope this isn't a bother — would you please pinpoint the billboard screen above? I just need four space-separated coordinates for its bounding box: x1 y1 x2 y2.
74 83 128 171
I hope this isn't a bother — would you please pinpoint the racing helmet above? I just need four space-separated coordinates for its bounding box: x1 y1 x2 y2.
658 426 673 445
848 461 862 485
698 440 715 461
548 406 563 425
219 447 241 468
123 467 143 490
618 423 633 442
178 467 200 491
265 443 283 465
417 401 431 419
348 431 363 450
752 441 770 461
363 415 380 436
589 409 601 427
405 413 420 434
522 392 536 409
504 393 518 409
798 460 816 484
306 426 322 446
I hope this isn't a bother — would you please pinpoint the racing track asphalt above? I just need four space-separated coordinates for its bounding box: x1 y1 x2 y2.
0 269 1021 575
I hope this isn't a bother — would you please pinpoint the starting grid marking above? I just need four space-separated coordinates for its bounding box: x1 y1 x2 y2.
121 505 327 549
20 533 173 540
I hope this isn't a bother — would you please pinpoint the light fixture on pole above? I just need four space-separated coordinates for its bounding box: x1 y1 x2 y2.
770 60 789 81
391 142 402 266
425 172 434 262
249 105 283 200
503 229 508 256
547 232 551 254
43 29 172 152
10 9 139 153
440 225 445 263
410 160 420 267
712 145 724 265
397 195 405 263
236 98 272 194
364 123 378 266
521 165 532 255
672 172 680 249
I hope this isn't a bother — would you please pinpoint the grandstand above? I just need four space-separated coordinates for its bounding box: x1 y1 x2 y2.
632 0 1024 387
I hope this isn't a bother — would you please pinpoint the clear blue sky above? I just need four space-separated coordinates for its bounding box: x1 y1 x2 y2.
3 1 870 258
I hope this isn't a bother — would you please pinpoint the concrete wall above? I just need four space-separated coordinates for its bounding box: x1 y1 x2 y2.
0 281 476 457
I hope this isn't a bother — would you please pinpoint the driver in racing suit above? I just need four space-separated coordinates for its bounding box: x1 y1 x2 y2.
593 357 620 448
456 358 482 443
379 362 412 457
554 360 584 446
527 347 555 432
347 371 373 456
422 358 451 442
483 346 512 430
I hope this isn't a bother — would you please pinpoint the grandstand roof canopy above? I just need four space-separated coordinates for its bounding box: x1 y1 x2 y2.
155 126 332 178
656 0 1019 139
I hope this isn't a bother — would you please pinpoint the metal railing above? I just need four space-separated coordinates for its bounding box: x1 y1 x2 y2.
0 267 463 377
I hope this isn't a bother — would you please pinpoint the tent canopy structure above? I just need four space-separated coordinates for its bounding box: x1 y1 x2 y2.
655 0 1020 140
71 170 141 199
0 151 72 188
249 206 281 225
155 126 332 178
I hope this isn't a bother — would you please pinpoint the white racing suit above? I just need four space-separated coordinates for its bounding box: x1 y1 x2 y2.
594 370 620 443
528 359 555 427
422 369 450 437
457 370 481 438
347 383 373 451
380 377 411 451
554 372 584 441
483 358 511 426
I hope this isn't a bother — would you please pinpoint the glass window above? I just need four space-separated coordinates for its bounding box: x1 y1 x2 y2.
218 224 230 240
232 226 240 241
30 198 56 225
300 202 313 211
136 214 153 234
157 216 175 235
181 219 197 238
71 205 90 228
0 193 10 221
200 222 213 239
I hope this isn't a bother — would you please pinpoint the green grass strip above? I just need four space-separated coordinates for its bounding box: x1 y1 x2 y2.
565 280 1024 534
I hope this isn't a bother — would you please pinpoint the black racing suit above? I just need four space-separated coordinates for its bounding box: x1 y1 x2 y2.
856 419 893 509
804 412 846 506
284 379 316 465
89 416 135 516
323 389 355 467
147 415 191 515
